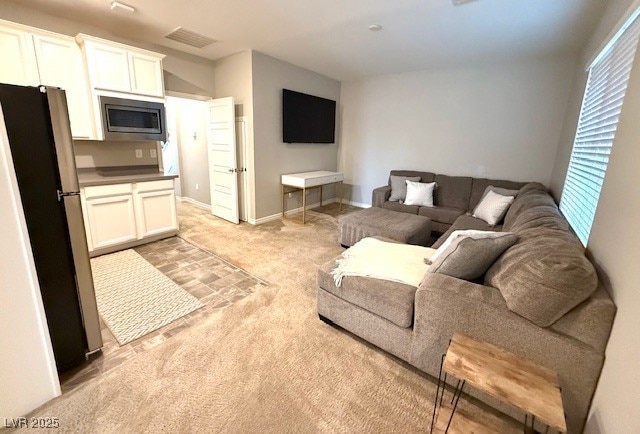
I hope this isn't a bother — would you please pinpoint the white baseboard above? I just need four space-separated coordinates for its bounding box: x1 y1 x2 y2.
340 199 371 209
177 196 211 211
249 198 338 225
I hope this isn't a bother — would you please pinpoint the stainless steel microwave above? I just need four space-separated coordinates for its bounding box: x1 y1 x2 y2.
99 96 166 141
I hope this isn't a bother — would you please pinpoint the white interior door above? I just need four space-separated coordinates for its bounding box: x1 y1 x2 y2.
207 97 239 224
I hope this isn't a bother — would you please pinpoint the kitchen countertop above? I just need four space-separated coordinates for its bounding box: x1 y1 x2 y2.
77 166 179 187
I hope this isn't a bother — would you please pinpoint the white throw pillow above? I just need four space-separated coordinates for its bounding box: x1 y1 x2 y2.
427 229 508 264
473 190 515 226
404 180 436 207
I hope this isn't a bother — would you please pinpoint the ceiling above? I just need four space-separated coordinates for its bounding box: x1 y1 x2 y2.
12 0 607 81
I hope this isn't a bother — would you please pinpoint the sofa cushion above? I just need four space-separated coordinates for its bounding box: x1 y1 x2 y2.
389 175 421 202
318 258 417 328
418 205 465 225
383 201 419 215
485 228 598 327
509 206 570 233
390 170 436 184
503 184 555 230
431 215 502 249
469 178 527 210
434 174 473 210
429 233 518 281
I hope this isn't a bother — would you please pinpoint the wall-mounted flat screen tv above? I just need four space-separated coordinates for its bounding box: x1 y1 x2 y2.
282 89 336 143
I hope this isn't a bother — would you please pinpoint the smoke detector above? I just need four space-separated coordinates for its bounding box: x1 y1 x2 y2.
164 27 217 49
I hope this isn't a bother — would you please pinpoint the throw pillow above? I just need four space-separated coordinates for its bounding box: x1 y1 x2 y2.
480 185 520 201
427 229 506 264
389 175 421 202
428 233 519 281
404 180 436 207
473 190 515 226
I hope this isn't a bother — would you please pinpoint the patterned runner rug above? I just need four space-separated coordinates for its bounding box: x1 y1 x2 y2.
91 249 203 345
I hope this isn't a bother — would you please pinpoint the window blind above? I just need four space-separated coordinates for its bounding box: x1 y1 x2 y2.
560 11 640 246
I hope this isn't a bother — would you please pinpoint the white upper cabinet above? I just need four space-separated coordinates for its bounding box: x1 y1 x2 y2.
0 20 93 138
128 51 164 97
32 33 94 139
77 34 165 98
83 41 131 93
0 23 39 86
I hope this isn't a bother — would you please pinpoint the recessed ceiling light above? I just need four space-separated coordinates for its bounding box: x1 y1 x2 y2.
110 1 135 13
368 24 382 32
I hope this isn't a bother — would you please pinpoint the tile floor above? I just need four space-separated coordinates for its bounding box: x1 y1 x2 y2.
59 236 267 393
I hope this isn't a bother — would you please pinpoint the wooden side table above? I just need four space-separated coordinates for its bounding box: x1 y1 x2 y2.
430 333 567 434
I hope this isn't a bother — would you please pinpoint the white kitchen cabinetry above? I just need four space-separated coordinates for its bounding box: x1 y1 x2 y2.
32 33 94 139
128 51 164 97
134 180 179 238
0 20 94 139
77 34 165 98
0 23 39 86
81 179 178 255
82 183 138 252
82 41 131 93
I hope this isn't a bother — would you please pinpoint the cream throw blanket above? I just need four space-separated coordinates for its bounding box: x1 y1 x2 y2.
331 237 436 288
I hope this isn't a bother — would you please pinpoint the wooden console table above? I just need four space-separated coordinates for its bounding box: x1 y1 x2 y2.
431 333 566 434
281 171 344 224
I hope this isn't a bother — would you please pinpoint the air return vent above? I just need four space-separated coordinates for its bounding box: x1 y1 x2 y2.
164 27 217 48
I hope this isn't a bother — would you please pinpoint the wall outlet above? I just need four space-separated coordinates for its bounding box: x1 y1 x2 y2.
150 149 157 158
135 149 143 158
288 192 293 198
195 183 199 191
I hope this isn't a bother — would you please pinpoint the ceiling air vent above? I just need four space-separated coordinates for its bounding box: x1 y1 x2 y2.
164 27 217 48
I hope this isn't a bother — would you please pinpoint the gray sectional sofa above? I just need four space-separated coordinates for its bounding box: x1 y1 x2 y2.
318 176 615 433
372 169 528 233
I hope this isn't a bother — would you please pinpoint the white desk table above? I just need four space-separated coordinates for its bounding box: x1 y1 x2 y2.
281 171 344 224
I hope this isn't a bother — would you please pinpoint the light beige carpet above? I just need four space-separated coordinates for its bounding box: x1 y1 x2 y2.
19 203 518 433
91 249 203 345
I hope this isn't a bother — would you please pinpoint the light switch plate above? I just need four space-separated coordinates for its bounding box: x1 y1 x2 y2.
135 149 143 158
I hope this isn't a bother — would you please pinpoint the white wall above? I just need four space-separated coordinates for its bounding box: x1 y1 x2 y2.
549 1 640 433
169 97 210 205
338 55 577 205
0 107 60 418
252 51 341 219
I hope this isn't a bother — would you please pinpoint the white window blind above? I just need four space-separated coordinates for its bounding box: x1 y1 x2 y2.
560 10 640 246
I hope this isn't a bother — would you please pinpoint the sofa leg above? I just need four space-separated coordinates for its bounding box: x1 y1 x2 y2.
318 314 335 326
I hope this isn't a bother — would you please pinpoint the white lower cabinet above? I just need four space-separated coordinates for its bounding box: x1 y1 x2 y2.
134 180 179 238
81 180 177 254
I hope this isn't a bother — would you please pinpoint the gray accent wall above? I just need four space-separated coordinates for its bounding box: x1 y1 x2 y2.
251 51 341 220
550 1 640 433
338 54 578 206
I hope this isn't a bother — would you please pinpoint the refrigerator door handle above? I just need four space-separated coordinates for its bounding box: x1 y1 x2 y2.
57 190 80 201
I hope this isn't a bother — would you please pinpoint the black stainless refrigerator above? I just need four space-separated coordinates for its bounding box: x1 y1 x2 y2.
0 84 102 371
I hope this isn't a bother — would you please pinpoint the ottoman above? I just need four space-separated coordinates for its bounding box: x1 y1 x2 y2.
338 207 432 247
